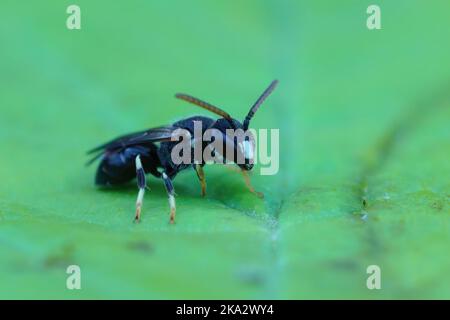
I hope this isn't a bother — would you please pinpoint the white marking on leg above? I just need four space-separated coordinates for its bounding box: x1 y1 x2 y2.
169 194 176 210
135 155 143 170
135 188 145 221
137 188 145 206
169 194 176 224
134 155 145 222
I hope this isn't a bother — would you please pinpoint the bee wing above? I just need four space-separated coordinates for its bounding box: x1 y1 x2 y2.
86 125 177 164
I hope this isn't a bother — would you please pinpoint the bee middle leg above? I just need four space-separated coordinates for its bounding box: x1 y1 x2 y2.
162 172 176 224
194 164 207 197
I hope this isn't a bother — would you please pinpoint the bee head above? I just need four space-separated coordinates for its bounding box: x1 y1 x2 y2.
175 80 278 171
209 118 255 170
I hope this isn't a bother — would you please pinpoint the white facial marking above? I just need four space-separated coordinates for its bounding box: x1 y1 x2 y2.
242 140 254 159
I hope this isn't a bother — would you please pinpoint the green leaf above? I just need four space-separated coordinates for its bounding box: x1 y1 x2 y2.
0 0 449 299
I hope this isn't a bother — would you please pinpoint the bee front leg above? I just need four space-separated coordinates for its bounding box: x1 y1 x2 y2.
194 164 207 197
241 170 264 199
134 155 147 222
162 172 176 224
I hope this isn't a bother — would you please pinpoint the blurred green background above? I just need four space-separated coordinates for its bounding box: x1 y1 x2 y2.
0 0 449 299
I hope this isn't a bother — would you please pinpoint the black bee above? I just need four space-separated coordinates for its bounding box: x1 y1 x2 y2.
87 80 278 223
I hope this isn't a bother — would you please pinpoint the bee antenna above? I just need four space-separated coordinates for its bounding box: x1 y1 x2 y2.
175 93 233 121
243 80 278 130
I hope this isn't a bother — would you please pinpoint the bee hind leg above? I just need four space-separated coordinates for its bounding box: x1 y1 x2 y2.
134 155 147 222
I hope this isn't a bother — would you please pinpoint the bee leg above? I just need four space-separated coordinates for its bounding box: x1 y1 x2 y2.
162 172 176 224
194 164 207 197
134 155 147 222
241 170 264 199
